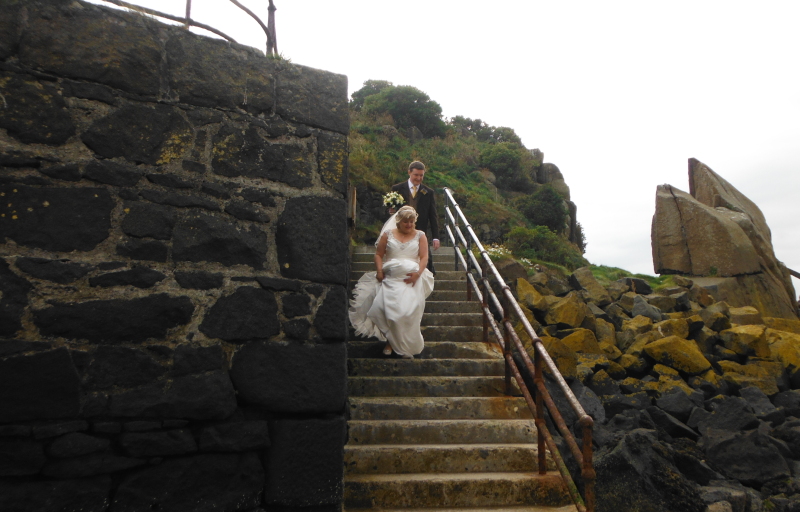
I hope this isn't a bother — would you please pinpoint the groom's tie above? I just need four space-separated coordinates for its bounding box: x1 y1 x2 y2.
411 185 417 198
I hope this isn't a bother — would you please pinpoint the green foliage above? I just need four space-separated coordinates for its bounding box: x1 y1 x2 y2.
363 85 446 138
449 117 523 145
589 265 672 289
479 142 534 191
505 226 588 271
513 185 568 233
574 222 587 253
350 80 393 111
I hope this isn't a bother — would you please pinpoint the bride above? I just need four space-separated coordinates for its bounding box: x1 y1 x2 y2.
349 205 435 359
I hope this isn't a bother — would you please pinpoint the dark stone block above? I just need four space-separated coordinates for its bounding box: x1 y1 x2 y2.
109 371 237 420
98 262 126 271
314 285 348 341
697 396 759 434
92 422 122 434
277 196 348 284
317 131 348 195
19 1 162 96
200 287 280 342
84 160 142 186
225 199 270 223
183 160 207 174
123 421 162 433
172 344 224 377
0 185 114 251
112 453 264 512
48 433 110 458
175 271 224 290
704 429 791 487
588 370 620 397
120 429 197 458
275 64 349 134
0 339 52 358
187 109 224 126
42 452 145 479
0 425 30 436
283 319 310 340
15 257 92 284
230 341 346 413
265 417 345 507
32 421 89 440
173 210 268 269
34 294 195 343
211 125 313 188
198 421 270 452
116 239 169 262
40 163 82 181
121 203 177 239
624 277 653 295
163 420 189 428
62 80 117 105
146 173 194 189
89 267 166 289
601 391 651 418
81 392 110 418
0 438 46 476
201 181 230 198
0 151 42 168
0 258 32 337
118 188 139 201
0 2 22 60
140 189 220 211
231 276 256 282
82 104 192 165
283 293 311 318
166 30 274 113
0 476 111 512
238 187 276 207
306 284 325 297
0 348 80 423
646 406 698 441
656 387 696 423
775 390 800 418
86 346 166 390
0 71 76 145
257 277 303 292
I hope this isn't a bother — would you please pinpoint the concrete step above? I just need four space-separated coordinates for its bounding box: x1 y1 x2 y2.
422 325 481 342
348 358 505 377
346 506 578 512
349 397 533 420
424 301 482 314
347 419 538 445
347 341 501 360
344 443 552 474
348 376 518 398
428 290 469 302
422 313 483 326
350 270 467 281
352 252 459 263
343 472 571 509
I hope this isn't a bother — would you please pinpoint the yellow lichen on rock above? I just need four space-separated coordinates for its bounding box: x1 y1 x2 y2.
718 360 779 396
516 278 548 312
764 317 800 335
720 324 770 358
643 336 711 375
561 328 603 355
654 318 690 339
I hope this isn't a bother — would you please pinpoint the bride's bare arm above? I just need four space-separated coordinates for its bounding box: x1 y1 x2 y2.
374 232 389 282
405 233 428 286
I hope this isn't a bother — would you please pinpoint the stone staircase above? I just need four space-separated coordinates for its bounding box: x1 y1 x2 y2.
344 245 576 511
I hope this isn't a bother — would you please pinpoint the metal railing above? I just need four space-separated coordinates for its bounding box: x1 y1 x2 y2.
443 187 596 512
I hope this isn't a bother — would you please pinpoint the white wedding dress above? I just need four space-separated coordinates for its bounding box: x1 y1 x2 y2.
349 229 435 357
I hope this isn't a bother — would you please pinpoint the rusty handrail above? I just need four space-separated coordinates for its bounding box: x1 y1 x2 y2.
443 187 595 512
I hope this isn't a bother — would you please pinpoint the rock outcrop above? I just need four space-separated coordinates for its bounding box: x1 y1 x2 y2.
651 159 797 319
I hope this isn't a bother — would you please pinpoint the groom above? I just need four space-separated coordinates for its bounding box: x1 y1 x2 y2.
391 161 440 275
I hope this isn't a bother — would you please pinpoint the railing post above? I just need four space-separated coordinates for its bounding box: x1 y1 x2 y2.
465 236 472 302
501 293 512 397
582 416 596 512
534 342 547 475
481 259 489 344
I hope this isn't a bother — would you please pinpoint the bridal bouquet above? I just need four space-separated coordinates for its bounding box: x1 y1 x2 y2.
382 191 405 209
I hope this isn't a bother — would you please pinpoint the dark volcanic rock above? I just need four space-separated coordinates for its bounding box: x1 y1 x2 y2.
48 433 110 458
0 259 32 337
62 80 117 105
211 125 313 187
275 63 349 134
282 293 311 318
116 239 169 262
624 277 653 295
277 196 348 284
0 438 46 476
317 131 348 195
771 420 800 459
172 344 224 377
32 420 89 440
265 416 345 507
0 185 114 251
0 340 52 358
595 429 704 512
89 267 166 289
314 285 348 341
111 453 263 512
283 319 310 339
224 199 270 223
139 189 220 211
86 346 166 390
0 348 80 423
82 103 192 165
0 476 111 512
34 294 194 343
230 341 346 413
237 187 276 207
646 406 699 441
197 421 270 452
84 160 143 187
704 428 791 487
121 203 177 239
120 429 197 458
632 295 663 322
256 276 303 292
173 210 268 269
656 388 696 423
146 173 194 189
109 371 236 420
174 271 224 290
42 452 144 479
15 257 92 284
0 71 76 145
697 397 760 434
200 287 280 342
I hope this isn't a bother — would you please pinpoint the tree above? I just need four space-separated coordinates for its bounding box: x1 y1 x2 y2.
363 85 446 138
513 185 568 233
479 142 534 191
350 80 393 111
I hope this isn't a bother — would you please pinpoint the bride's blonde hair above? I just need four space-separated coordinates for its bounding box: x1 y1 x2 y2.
395 205 418 226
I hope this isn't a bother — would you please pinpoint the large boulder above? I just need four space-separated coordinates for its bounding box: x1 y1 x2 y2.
651 159 797 319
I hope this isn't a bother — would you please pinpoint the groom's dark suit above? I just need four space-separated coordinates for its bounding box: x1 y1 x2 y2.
391 181 440 274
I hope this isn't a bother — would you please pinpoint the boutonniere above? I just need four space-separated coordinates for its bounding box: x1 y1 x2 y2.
420 189 428 195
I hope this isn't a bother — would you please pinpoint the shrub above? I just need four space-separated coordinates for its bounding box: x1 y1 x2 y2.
513 185 568 233
505 225 588 270
363 85 446 138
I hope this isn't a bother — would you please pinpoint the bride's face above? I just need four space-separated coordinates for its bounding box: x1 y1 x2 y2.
397 218 416 234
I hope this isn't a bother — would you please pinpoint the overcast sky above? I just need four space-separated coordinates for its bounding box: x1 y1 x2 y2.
90 0 800 293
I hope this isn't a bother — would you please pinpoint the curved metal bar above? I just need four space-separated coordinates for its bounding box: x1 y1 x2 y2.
98 0 236 42
228 0 274 54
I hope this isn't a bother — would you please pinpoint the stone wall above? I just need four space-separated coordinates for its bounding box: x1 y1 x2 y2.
0 1 349 511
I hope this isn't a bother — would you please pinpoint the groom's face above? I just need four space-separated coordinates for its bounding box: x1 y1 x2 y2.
408 168 425 187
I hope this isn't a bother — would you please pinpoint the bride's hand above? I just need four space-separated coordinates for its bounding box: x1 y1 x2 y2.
376 270 385 282
404 271 420 286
